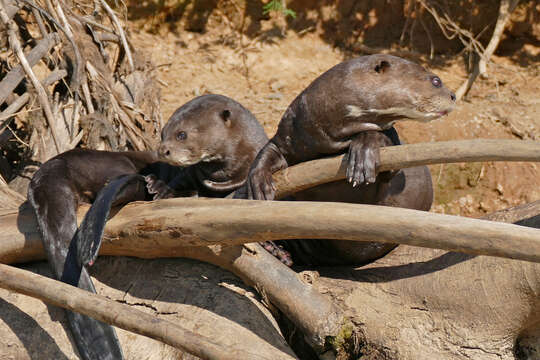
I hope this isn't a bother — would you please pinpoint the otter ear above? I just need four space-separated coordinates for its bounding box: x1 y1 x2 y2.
221 109 232 127
374 60 391 73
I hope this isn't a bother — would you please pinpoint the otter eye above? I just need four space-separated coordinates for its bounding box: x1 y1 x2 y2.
176 131 187 141
431 76 442 88
221 109 231 120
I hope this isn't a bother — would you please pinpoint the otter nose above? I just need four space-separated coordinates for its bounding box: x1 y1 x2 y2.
158 144 171 158
450 92 456 102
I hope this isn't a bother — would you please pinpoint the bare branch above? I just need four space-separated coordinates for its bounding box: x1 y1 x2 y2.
0 263 296 360
99 0 134 72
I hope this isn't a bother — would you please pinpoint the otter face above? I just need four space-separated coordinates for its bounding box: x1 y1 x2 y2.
158 95 233 167
345 55 456 129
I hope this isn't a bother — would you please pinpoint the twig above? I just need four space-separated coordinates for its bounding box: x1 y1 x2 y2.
0 4 62 153
30 6 48 38
0 263 295 360
99 0 134 72
6 122 29 146
77 14 115 33
54 1 73 37
455 0 519 99
41 68 67 86
0 92 29 122
20 0 82 90
81 78 95 114
0 33 59 105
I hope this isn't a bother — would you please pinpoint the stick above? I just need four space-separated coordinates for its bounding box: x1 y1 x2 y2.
0 32 58 105
0 92 29 123
455 0 519 99
0 263 296 360
99 0 134 72
271 139 540 198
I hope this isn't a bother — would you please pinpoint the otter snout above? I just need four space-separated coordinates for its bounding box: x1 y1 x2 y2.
450 92 456 102
158 143 172 159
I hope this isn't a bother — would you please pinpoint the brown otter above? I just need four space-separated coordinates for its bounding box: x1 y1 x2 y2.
237 54 455 265
28 94 267 360
242 54 456 200
77 94 269 267
28 149 162 360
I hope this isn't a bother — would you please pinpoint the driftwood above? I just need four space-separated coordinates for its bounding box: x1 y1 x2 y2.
0 258 297 360
0 262 296 360
271 139 540 198
3 197 540 263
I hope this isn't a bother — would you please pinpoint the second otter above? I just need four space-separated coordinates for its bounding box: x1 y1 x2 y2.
243 54 456 200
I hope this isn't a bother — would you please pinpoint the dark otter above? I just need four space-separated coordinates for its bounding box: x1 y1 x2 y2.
29 94 268 360
28 149 164 360
238 54 455 265
242 54 456 200
77 94 269 268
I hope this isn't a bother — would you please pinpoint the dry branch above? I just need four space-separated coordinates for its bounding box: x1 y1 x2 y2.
3 196 540 263
271 139 540 198
0 262 296 360
453 0 519 99
99 0 134 72
0 33 59 105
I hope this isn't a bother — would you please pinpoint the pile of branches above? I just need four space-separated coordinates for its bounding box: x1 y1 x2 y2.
0 0 161 195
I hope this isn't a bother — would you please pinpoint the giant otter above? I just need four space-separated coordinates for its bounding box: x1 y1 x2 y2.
242 54 456 200
239 54 455 265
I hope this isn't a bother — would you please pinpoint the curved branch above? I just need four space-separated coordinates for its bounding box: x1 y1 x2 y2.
0 263 296 360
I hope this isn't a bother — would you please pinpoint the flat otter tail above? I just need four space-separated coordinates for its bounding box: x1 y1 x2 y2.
76 174 146 268
66 267 124 360
28 163 125 360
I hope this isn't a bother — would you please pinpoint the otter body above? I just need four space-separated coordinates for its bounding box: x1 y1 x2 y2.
29 94 268 360
244 54 455 200
241 54 455 265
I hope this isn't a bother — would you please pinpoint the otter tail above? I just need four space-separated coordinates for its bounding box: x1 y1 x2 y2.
75 174 145 268
28 160 125 360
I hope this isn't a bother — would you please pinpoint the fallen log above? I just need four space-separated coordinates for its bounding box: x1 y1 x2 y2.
2 198 540 264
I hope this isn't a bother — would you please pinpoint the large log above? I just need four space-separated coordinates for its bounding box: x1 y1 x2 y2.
2 198 540 264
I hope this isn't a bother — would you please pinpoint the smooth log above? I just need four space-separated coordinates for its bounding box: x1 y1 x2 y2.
273 139 540 198
2 197 540 264
0 263 296 360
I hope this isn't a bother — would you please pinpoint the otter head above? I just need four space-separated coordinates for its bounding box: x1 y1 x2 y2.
345 54 456 129
158 95 236 167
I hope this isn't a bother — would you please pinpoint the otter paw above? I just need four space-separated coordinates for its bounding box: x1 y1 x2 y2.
246 168 276 200
346 132 383 187
145 175 174 200
261 241 293 266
